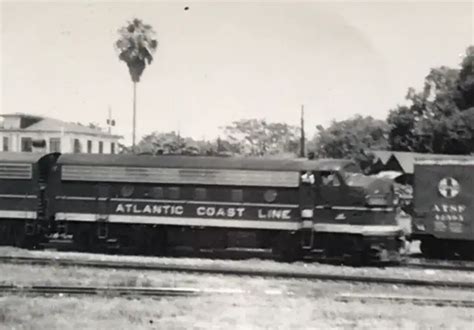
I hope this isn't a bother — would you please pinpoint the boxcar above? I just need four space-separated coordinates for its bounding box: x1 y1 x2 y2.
50 153 402 262
0 152 59 247
412 156 474 259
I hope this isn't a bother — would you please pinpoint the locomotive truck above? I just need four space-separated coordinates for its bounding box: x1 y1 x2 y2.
412 156 474 259
0 152 403 263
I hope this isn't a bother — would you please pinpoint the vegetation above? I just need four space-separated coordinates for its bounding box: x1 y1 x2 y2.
311 115 389 170
115 18 158 149
123 45 473 162
388 46 474 154
221 119 301 156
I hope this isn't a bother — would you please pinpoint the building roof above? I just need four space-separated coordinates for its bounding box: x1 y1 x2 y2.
58 153 356 172
370 150 393 164
0 152 48 164
0 113 122 138
370 150 471 174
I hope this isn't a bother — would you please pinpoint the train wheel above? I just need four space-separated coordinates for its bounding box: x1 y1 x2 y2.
0 224 11 245
458 242 474 260
12 225 32 249
73 229 93 252
140 227 167 256
420 238 445 259
272 232 301 262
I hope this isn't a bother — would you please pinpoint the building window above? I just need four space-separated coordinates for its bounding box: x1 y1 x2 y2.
87 140 92 153
111 142 115 154
263 189 278 203
321 172 340 187
151 187 164 199
49 138 61 153
168 187 180 199
2 137 9 152
194 188 207 200
120 185 135 197
21 137 33 152
73 139 82 153
231 189 243 202
99 141 104 154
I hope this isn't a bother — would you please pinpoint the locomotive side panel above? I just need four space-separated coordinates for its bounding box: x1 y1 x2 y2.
52 161 303 257
54 181 301 230
0 163 37 221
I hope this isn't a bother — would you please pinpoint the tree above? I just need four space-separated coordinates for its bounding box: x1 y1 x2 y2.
135 131 188 155
131 131 237 156
388 46 474 154
222 119 301 156
115 18 158 150
311 115 389 170
387 105 418 151
458 46 474 110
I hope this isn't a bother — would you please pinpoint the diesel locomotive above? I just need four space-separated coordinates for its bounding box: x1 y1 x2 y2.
0 152 403 263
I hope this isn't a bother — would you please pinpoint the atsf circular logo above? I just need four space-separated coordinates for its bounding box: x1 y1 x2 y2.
438 177 460 198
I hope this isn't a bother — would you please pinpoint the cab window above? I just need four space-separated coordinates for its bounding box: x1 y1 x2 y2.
320 171 341 187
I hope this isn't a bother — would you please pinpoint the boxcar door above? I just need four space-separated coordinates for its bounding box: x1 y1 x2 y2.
96 184 110 221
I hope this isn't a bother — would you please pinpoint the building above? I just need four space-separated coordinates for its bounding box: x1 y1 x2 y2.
369 150 466 184
0 113 122 154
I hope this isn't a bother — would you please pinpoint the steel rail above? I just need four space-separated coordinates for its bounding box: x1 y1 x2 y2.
0 255 473 289
336 293 474 308
0 284 243 297
404 258 474 272
2 284 473 308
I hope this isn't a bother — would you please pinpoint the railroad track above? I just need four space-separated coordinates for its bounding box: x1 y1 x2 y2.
336 293 474 308
1 283 473 308
405 258 474 272
0 284 242 297
0 255 473 289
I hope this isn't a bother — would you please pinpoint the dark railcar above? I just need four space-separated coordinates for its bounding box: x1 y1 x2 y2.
50 153 402 262
412 156 474 259
51 154 308 258
0 152 59 247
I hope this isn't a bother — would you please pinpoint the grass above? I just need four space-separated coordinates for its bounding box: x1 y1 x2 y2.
0 294 473 329
0 261 473 329
1 263 474 300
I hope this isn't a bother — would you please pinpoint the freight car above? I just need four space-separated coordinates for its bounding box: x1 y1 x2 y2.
0 152 404 263
412 156 474 259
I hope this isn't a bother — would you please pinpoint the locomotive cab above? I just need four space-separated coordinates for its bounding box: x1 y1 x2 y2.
301 160 403 263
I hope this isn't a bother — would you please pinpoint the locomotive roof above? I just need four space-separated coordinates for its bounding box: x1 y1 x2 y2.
57 153 355 172
0 152 48 163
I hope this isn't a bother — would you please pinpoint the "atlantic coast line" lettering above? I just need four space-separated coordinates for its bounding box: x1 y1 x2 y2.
114 203 292 220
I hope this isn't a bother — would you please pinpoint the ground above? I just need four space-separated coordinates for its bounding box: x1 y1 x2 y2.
1 294 473 329
0 261 473 329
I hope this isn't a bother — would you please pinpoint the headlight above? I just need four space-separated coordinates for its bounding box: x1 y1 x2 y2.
366 194 389 206
414 223 425 231
301 209 314 218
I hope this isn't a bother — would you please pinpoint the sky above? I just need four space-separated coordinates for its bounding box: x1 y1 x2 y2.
1 1 473 145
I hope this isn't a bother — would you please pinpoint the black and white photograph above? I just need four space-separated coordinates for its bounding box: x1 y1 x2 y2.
0 0 473 328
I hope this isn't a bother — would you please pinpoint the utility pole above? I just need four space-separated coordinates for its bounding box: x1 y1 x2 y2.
106 106 115 134
300 104 305 158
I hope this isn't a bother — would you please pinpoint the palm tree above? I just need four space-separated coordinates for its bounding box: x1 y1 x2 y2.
115 18 158 150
